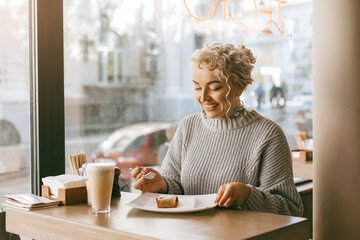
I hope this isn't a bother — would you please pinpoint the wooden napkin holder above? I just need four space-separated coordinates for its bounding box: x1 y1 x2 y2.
291 149 313 163
42 185 87 206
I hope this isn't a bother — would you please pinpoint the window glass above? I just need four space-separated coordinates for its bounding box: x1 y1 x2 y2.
64 0 312 191
0 0 31 205
151 130 168 152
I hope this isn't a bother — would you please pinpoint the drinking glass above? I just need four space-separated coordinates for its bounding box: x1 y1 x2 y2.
86 163 115 214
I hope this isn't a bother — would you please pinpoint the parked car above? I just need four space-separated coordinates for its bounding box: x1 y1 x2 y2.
92 122 175 191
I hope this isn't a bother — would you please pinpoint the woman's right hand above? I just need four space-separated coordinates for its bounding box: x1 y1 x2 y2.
131 167 168 194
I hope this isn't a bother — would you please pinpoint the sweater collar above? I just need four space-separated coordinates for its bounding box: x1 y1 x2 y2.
200 110 261 131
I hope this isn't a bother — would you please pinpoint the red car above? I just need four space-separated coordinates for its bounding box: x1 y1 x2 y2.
92 122 175 191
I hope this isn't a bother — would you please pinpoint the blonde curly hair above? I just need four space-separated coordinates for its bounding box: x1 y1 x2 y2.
191 43 256 90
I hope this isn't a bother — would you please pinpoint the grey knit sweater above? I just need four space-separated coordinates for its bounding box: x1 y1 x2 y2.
160 110 303 216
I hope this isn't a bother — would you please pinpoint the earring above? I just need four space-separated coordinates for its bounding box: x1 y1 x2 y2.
233 100 246 118
202 109 207 119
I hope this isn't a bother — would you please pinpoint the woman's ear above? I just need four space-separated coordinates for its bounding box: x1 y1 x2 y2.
235 86 245 98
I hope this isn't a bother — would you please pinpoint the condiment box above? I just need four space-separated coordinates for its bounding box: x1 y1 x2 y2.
291 149 313 163
42 185 87 206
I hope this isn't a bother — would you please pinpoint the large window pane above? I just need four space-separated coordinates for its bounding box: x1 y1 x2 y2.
0 0 31 205
64 0 312 191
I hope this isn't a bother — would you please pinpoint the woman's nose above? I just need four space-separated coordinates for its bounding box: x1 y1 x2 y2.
200 89 208 102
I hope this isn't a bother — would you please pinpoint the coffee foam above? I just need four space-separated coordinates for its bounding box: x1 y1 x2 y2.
87 163 115 171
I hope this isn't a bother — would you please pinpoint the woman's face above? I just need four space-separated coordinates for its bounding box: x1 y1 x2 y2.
193 66 243 119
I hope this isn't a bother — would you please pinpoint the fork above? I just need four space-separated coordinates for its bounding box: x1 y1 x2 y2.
129 168 156 180
141 171 156 180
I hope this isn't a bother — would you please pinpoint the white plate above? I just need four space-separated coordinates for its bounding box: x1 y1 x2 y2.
127 193 218 213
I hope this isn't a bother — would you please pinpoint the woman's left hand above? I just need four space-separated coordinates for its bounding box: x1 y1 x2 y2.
215 182 251 208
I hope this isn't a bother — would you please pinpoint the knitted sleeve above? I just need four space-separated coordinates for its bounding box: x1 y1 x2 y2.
160 121 185 195
241 130 304 217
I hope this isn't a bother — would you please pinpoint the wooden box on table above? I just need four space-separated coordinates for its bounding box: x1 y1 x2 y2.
42 185 87 206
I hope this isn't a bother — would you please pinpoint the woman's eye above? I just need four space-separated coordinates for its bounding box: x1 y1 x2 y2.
211 87 222 91
194 87 201 91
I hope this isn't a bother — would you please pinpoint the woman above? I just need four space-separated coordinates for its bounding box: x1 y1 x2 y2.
131 43 303 216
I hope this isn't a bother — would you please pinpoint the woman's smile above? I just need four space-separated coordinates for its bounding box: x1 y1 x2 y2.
203 103 219 111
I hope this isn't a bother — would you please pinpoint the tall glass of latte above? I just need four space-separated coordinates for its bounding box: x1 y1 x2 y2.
86 163 115 214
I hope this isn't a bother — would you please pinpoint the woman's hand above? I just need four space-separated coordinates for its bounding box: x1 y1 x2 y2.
131 167 168 194
215 182 251 208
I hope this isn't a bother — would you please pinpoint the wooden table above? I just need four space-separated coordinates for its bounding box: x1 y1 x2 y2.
293 161 313 180
6 192 310 240
296 181 314 238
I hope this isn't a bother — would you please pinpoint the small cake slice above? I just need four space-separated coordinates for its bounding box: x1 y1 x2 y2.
156 195 178 208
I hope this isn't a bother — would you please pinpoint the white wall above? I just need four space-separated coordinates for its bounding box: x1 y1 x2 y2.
313 0 360 238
